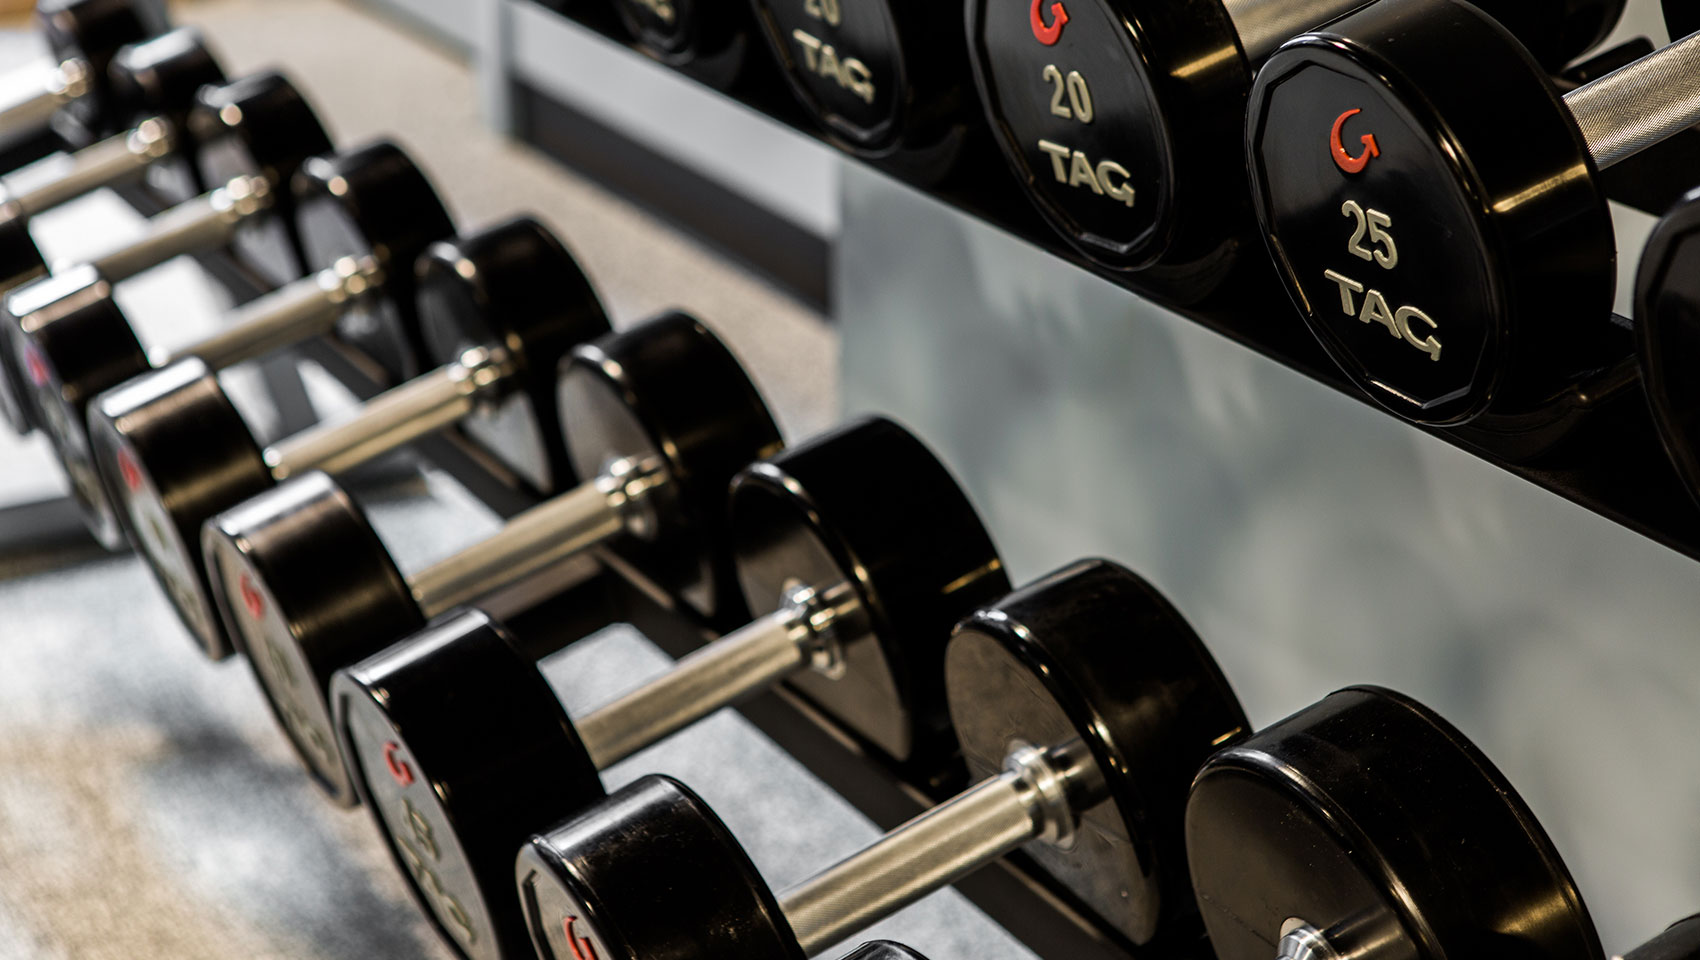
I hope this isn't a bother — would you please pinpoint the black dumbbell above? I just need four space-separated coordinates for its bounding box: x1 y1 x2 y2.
747 0 969 175
0 27 225 435
0 70 330 437
965 0 1621 281
203 312 781 803
515 558 1249 959
1247 0 1700 427
614 0 750 88
89 215 602 660
1187 687 1700 960
10 140 437 556
330 416 1009 960
0 0 165 147
1633 187 1700 509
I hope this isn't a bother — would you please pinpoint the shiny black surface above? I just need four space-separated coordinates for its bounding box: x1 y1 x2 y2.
559 312 782 620
730 415 1010 766
946 559 1247 948
1248 0 1617 426
1636 187 1700 509
292 140 455 380
188 72 334 286
332 608 605 960
516 775 803 960
613 0 750 87
1629 916 1700 960
88 356 273 659
105 27 223 172
37 0 163 134
204 471 424 804
967 0 1246 281
4 266 143 547
1186 686 1601 960
0 218 50 434
416 216 612 494
839 945 931 960
749 0 967 170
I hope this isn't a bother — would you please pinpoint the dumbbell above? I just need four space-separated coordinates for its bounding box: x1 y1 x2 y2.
0 0 164 147
965 0 1621 279
515 558 1249 959
202 312 781 803
613 0 749 88
0 70 330 434
89 215 599 660
11 140 439 557
0 27 226 434
837 947 930 960
1186 687 1699 960
330 416 1009 960
747 0 969 174
1633 188 1700 509
1246 0 1700 427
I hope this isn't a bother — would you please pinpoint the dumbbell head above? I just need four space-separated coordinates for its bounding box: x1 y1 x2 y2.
207 313 777 802
1634 187 1700 509
616 0 744 79
748 0 965 163
1246 0 1618 425
558 311 782 617
87 218 577 660
729 414 1009 763
292 140 455 380
516 558 1247 959
189 71 335 287
945 557 1246 945
1186 686 1601 960
328 416 1003 960
967 0 1619 278
415 216 611 493
106 27 224 165
37 0 164 132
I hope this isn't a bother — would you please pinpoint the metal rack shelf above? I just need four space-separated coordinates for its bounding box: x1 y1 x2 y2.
507 0 1700 566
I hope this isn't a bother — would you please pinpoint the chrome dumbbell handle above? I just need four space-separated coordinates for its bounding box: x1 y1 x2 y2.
1567 29 1700 170
5 118 174 218
0 59 91 141
86 173 271 282
172 256 380 370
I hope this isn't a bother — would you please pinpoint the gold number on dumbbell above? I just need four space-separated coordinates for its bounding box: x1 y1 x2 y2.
1042 65 1094 123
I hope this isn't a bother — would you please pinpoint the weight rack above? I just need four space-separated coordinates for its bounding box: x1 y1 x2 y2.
503 0 1700 564
0 54 1180 960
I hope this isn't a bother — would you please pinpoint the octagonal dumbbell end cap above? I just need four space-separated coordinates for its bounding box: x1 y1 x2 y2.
106 28 225 143
728 414 1011 765
291 139 457 379
945 557 1249 946
1635 187 1700 509
1185 686 1602 960
1247 0 1612 425
333 608 604 960
516 775 803 960
204 471 425 804
88 357 272 659
559 312 782 620
415 217 612 493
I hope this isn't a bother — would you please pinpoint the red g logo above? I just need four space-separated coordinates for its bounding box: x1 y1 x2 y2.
384 742 416 787
1030 0 1068 44
563 917 599 960
1330 108 1380 174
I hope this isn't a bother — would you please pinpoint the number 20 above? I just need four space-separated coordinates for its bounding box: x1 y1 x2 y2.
805 0 842 26
1042 65 1094 123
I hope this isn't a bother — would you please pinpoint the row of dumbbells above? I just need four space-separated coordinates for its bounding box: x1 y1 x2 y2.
2 7 1698 960
602 0 1700 468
